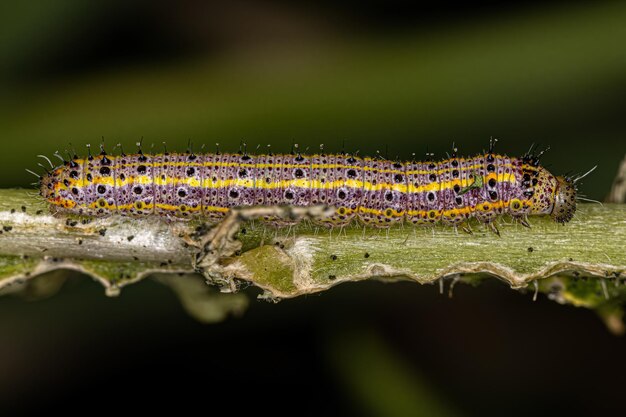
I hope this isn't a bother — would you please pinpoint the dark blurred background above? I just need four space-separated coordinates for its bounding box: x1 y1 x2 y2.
1 1 625 416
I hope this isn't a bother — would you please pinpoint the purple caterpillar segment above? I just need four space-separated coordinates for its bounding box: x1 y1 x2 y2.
358 158 405 226
498 154 526 218
200 153 223 220
220 153 245 208
155 153 203 218
112 155 130 216
456 157 473 221
317 154 341 225
342 155 365 224
473 154 496 223
181 154 204 215
116 154 140 216
252 153 270 207
251 153 275 222
214 153 232 210
405 161 428 225
440 158 461 225
492 154 507 216
84 154 117 216
236 154 258 206
309 154 328 206
463 156 488 219
390 160 408 222
262 153 283 207
283 154 311 207
424 160 444 223
386 160 407 223
357 157 376 226
504 155 523 214
258 153 285 223
119 153 155 216
262 153 313 226
438 158 456 226
310 154 333 225
152 153 168 217
321 154 363 226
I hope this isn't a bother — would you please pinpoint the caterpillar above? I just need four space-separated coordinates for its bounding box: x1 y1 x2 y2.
37 142 580 232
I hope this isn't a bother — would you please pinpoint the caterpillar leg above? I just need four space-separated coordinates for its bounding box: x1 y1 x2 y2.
514 215 532 228
459 221 473 235
486 221 501 237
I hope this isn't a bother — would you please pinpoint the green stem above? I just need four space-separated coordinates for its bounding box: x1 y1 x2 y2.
0 189 623 300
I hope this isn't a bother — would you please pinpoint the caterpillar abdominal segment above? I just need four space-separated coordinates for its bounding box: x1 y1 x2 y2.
38 148 577 229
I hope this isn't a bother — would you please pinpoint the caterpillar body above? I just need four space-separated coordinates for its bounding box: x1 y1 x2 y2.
39 146 577 229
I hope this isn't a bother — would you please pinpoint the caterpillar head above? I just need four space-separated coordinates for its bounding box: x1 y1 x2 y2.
550 176 577 224
529 167 576 224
